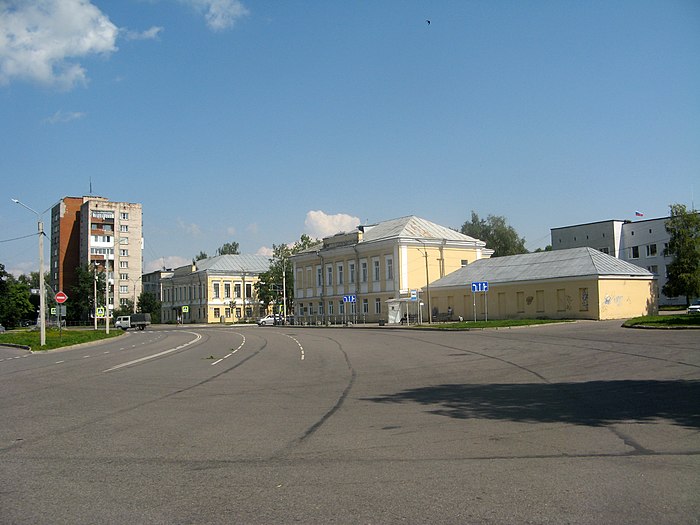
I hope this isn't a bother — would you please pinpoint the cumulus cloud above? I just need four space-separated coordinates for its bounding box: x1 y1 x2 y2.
43 110 86 124
0 0 119 89
122 26 163 41
179 0 249 31
145 255 190 273
304 210 360 239
256 246 273 257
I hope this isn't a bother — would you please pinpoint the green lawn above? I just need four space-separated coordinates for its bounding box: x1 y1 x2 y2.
623 314 700 328
419 318 572 330
0 328 123 351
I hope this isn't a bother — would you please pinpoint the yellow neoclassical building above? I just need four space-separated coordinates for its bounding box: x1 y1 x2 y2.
290 216 492 324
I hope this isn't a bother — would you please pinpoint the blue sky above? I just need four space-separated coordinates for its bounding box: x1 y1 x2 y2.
1 0 699 276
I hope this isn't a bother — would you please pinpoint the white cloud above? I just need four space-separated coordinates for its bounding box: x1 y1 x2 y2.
122 26 163 41
177 219 202 236
226 225 237 236
256 246 273 257
43 110 86 125
145 255 190 273
304 210 360 239
179 0 249 31
0 0 119 89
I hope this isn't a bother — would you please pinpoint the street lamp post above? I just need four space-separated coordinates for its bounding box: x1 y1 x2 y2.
12 198 46 346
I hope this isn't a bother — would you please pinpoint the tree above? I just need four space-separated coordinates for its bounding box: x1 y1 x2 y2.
254 234 319 314
460 212 528 257
137 291 162 323
194 251 208 262
66 264 105 323
662 204 700 305
113 300 135 319
216 242 240 255
0 265 35 328
534 245 553 253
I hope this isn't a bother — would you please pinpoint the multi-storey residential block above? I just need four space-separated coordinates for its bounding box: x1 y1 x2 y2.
50 196 143 316
159 254 270 323
290 215 492 324
551 216 680 305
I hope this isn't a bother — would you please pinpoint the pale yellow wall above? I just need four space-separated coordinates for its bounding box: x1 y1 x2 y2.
597 278 658 320
430 277 656 321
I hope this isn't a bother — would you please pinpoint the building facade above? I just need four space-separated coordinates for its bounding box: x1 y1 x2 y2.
50 196 143 316
551 217 680 305
429 247 657 321
160 254 270 323
290 216 492 324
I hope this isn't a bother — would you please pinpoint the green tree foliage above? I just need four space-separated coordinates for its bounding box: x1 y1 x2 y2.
194 251 208 262
113 299 135 319
534 245 553 253
460 211 528 257
216 242 240 255
662 204 700 305
255 234 319 313
66 264 105 323
0 264 35 327
137 291 162 323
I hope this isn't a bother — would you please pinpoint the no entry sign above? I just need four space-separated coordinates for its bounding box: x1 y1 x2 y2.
55 291 68 304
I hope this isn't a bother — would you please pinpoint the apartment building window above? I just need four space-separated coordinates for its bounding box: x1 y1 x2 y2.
375 298 381 314
386 258 393 280
213 282 220 298
224 282 231 298
631 246 640 259
361 261 368 282
120 212 129 220
120 261 128 268
119 285 128 294
119 273 129 280
373 259 380 282
349 262 355 284
646 244 657 257
647 265 658 274
120 249 128 257
337 264 344 285
120 225 129 232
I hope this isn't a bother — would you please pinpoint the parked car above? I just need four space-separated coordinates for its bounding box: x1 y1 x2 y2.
0 324 5 333
688 300 700 314
257 314 281 326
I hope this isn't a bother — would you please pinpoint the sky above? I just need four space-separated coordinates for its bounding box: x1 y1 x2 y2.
1 0 699 277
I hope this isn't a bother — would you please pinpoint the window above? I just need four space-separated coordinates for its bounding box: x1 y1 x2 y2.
579 288 589 311
119 261 128 269
461 260 468 267
214 308 220 318
224 283 231 298
235 308 241 318
120 273 129 280
328 301 334 315
375 298 381 314
120 249 128 257
646 244 657 257
647 265 658 274
327 266 333 286
362 299 369 314
339 301 345 315
373 259 380 281
361 261 368 282
234 283 241 298
120 212 129 220
119 285 128 294
318 302 324 315
386 258 393 280
120 225 129 232
225 308 231 318
349 263 355 284
245 283 252 298
317 267 322 287
631 246 640 259
213 282 220 298
599 247 609 254
337 264 344 285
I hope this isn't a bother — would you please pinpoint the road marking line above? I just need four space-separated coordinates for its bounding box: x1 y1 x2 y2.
211 335 246 366
55 360 64 364
103 331 202 372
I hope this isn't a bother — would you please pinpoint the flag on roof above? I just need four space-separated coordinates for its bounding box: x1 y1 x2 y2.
635 211 644 217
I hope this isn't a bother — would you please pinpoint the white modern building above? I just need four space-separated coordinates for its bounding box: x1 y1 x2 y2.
551 217 679 305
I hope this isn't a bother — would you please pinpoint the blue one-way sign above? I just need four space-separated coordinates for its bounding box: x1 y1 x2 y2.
343 295 357 303
471 281 489 293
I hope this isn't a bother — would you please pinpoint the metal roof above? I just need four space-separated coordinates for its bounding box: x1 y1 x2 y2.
195 254 270 274
360 216 484 244
431 247 654 288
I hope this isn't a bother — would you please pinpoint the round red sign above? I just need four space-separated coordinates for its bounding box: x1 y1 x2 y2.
55 291 68 304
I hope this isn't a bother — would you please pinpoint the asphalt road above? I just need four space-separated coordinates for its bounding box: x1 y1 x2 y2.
1 322 698 524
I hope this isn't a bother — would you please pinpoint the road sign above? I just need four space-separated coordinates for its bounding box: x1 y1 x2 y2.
55 291 68 303
343 294 357 303
471 281 489 293
96 307 105 318
410 289 418 301
182 305 189 313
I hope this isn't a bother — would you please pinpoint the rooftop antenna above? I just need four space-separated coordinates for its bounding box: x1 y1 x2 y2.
89 177 93 195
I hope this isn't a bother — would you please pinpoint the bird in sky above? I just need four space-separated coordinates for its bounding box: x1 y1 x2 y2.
426 19 431 25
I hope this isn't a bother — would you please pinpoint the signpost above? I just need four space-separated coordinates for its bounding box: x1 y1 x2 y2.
471 281 489 322
55 291 67 304
343 295 356 325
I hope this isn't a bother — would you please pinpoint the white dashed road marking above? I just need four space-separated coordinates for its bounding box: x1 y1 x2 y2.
103 331 202 372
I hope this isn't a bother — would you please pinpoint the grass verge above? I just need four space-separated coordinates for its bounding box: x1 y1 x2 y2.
0 328 123 351
418 319 572 330
623 314 700 329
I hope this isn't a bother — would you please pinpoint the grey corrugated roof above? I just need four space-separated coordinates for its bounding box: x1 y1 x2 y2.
196 254 270 274
431 247 653 288
361 216 484 244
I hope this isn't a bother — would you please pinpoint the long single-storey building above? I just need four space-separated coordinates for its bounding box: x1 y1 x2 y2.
426 247 657 321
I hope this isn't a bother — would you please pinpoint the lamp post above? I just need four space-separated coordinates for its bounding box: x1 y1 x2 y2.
12 198 46 346
415 239 432 324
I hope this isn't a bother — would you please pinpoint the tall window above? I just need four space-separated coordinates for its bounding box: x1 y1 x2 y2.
213 282 220 298
386 258 393 280
375 298 381 314
245 283 252 298
317 267 322 287
646 244 657 257
224 283 231 298
120 212 129 220
631 246 640 259
120 225 129 232
373 259 380 281
327 266 333 286
337 264 344 285
362 298 369 314
361 262 368 282
235 283 241 298
349 263 355 284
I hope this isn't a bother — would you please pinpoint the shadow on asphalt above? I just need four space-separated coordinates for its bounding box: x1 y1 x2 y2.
365 380 700 429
